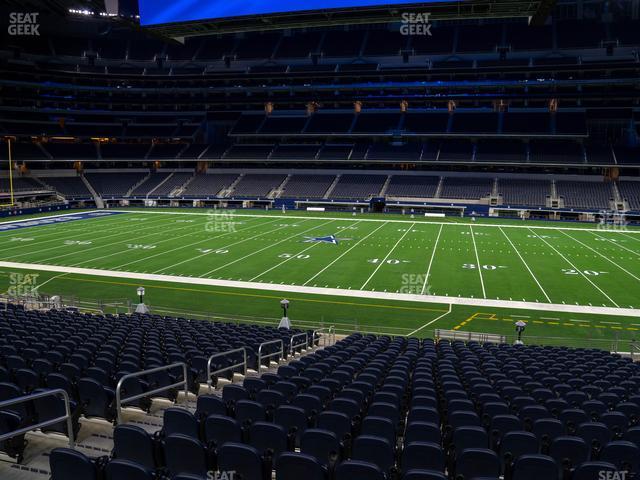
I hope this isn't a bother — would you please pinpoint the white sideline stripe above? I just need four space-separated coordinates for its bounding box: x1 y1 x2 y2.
407 303 453 337
527 228 620 308
4 261 639 317
470 225 486 299
560 230 640 283
107 210 640 233
302 221 386 286
499 227 552 303
421 224 443 295
360 222 416 290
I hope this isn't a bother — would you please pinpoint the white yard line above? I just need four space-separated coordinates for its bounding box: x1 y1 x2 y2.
111 217 282 270
469 225 486 299
5 215 173 261
4 260 639 317
300 222 389 286
69 217 264 268
0 214 138 253
499 227 552 303
528 228 619 308
406 303 453 337
107 209 640 233
590 231 640 257
560 230 640 283
201 219 336 278
360 222 416 290
153 218 291 274
248 221 340 281
421 224 443 295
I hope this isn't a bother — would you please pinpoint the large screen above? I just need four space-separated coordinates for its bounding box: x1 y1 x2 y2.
139 1 438 26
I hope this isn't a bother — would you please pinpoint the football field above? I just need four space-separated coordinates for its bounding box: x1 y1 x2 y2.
2 208 640 344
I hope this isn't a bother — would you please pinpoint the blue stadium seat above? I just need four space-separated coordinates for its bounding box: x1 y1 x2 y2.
275 451 328 480
49 448 98 480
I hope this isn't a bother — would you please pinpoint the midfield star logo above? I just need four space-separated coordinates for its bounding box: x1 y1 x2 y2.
302 234 350 245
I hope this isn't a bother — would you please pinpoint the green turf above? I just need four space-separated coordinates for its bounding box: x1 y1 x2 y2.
2 208 640 348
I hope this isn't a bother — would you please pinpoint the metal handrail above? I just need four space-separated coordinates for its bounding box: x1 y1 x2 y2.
313 327 336 347
0 388 75 448
115 362 188 424
257 339 283 370
289 332 308 357
207 348 247 392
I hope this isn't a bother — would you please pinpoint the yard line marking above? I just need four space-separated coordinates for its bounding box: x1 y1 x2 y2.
0 213 137 253
500 227 552 303
248 221 340 281
153 218 295 273
528 228 619 307
511 315 530 318
360 222 416 290
4 215 174 261
302 221 387 286
421 224 443 295
560 230 640 283
540 317 560 320
591 231 640 256
600 321 621 325
407 303 453 337
103 216 272 269
202 219 338 278
569 319 590 323
107 209 640 233
469 225 486 299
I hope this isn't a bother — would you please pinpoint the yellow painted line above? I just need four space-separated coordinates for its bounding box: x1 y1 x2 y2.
532 320 544 324
547 322 560 325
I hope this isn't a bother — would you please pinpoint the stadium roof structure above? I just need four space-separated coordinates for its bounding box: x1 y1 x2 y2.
142 0 556 38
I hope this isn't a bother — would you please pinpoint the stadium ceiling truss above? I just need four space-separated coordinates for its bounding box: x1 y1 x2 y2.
141 0 555 38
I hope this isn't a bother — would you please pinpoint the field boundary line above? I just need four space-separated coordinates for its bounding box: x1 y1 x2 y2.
499 227 552 303
360 222 416 290
421 223 443 295
527 228 619 308
470 225 487 299
4 260 639 317
107 209 640 233
302 221 386 286
406 303 452 336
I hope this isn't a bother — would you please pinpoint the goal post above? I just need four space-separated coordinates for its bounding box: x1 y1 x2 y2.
1 137 15 208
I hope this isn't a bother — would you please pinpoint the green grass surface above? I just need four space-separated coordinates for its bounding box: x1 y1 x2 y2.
2 208 640 347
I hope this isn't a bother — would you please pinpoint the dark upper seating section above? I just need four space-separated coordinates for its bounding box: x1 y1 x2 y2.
386 175 439 198
329 174 386 199
556 181 613 209
39 176 91 198
85 172 147 196
280 175 335 199
440 177 493 200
